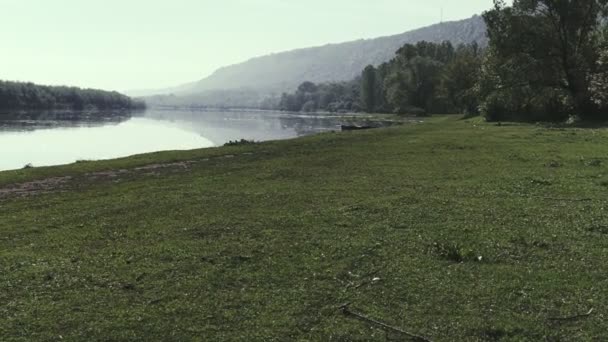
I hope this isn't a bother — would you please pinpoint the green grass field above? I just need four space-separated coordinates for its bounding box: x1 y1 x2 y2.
2 116 608 341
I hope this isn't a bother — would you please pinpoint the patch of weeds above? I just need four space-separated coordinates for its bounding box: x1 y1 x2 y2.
510 236 551 249
530 178 552 186
580 157 603 167
507 153 529 162
432 242 483 263
531 240 550 249
478 327 528 341
226 255 254 268
598 180 608 187
586 225 608 235
224 139 257 147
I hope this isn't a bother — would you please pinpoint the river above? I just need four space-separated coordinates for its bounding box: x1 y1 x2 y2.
0 109 389 171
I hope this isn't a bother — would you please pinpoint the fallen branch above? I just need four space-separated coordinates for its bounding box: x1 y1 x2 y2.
339 303 432 342
541 197 593 202
549 308 595 321
510 193 594 203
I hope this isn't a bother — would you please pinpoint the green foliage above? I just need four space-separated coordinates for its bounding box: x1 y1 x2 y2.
224 139 257 146
440 43 483 114
281 41 482 115
590 46 608 107
432 242 481 263
479 0 608 121
279 80 360 113
0 80 145 112
360 65 379 113
382 41 482 115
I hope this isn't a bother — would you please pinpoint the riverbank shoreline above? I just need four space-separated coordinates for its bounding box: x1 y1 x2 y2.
0 111 415 172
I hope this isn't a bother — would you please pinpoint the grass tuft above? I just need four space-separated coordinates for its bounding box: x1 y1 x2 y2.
432 242 482 263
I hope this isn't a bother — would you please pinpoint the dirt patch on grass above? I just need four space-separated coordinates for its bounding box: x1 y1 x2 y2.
0 176 73 199
0 161 197 200
0 155 250 201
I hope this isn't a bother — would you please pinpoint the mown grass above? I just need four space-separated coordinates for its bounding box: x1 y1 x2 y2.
2 116 608 341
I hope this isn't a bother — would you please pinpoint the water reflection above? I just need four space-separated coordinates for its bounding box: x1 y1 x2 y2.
139 109 346 145
0 117 213 171
0 109 402 171
0 110 131 132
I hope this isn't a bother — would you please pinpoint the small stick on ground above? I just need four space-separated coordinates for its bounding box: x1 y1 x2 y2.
549 308 595 322
541 197 593 202
339 303 432 342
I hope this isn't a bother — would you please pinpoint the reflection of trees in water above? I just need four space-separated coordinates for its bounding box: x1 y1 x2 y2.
0 110 132 131
277 114 401 136
143 110 343 141
143 109 403 139
278 115 341 136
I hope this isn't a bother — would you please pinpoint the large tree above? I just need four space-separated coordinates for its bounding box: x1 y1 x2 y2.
483 0 608 119
439 43 482 114
360 65 377 113
384 45 444 114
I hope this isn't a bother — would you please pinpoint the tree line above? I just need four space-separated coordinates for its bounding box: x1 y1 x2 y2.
0 80 146 112
278 80 361 113
279 0 608 122
278 41 481 116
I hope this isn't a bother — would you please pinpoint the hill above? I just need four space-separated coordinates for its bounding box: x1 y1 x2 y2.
142 15 486 102
140 15 487 107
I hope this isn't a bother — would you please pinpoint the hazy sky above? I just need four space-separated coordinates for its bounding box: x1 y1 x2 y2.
1 0 502 92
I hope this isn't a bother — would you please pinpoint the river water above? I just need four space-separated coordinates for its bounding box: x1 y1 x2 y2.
0 109 382 171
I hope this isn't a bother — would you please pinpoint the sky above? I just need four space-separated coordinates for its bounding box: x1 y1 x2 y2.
0 0 504 92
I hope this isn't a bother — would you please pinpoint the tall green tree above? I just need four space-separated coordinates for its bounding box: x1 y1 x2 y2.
360 65 377 113
482 0 608 120
440 43 482 114
384 44 446 114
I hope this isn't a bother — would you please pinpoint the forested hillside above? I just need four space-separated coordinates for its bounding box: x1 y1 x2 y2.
0 81 146 112
281 0 608 122
141 15 486 104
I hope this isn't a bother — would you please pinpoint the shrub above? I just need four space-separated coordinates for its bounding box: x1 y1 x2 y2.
224 139 257 147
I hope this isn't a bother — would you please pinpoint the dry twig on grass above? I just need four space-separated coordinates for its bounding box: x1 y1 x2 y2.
541 197 593 202
339 303 432 342
549 308 595 322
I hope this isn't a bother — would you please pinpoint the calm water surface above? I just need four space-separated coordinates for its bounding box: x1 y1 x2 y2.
0 109 377 171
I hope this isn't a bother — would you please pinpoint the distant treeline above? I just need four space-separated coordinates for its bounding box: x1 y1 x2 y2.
146 89 270 110
281 0 608 122
0 80 146 111
278 80 361 113
279 41 481 116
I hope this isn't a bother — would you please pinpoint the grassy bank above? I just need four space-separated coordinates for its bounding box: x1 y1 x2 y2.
2 116 608 341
